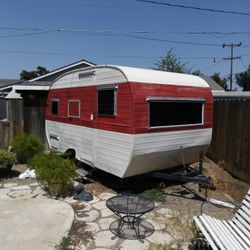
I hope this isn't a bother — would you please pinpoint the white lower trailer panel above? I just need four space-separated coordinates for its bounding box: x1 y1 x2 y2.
46 120 212 178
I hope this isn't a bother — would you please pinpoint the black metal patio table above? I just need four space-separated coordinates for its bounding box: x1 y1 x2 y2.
106 194 155 242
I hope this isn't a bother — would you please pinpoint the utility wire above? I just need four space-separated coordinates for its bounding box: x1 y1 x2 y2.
1 26 250 36
136 0 250 16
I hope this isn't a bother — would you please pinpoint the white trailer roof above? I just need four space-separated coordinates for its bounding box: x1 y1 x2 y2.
51 65 210 89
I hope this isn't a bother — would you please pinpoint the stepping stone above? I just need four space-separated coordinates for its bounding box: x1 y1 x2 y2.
146 219 166 230
76 202 92 212
0 189 11 199
8 190 36 199
11 185 30 191
76 210 99 222
32 186 47 196
100 208 114 217
63 196 78 204
94 230 118 248
147 231 173 245
29 182 39 186
119 239 149 250
99 192 116 201
92 201 107 210
89 196 100 204
99 218 115 230
86 222 100 233
155 207 175 218
3 183 17 189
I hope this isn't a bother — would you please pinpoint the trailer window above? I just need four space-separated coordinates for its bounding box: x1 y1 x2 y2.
149 99 204 128
68 100 80 118
51 99 58 115
98 88 116 116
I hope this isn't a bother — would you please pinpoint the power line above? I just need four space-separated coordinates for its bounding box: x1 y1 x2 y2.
1 26 250 36
136 0 250 16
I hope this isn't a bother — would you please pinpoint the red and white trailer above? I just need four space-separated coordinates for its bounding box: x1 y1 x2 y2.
45 65 213 178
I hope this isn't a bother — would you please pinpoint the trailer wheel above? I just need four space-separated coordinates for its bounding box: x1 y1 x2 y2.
64 149 78 165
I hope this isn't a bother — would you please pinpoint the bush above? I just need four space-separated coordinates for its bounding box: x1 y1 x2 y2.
0 149 16 175
11 134 43 163
30 153 77 196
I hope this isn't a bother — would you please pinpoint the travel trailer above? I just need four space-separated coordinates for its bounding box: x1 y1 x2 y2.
45 65 213 178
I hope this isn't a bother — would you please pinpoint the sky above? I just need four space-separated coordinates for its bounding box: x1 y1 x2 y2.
0 0 249 89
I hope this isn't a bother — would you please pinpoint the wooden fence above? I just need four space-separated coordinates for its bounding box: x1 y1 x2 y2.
208 97 250 184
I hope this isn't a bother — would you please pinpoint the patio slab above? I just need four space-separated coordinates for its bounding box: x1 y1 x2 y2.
0 198 74 250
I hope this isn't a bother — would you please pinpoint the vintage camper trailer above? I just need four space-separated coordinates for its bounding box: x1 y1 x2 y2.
45 65 213 178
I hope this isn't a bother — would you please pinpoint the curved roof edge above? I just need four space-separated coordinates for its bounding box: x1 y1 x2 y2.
52 64 210 89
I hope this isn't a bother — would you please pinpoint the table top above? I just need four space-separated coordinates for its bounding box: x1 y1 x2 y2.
106 195 155 214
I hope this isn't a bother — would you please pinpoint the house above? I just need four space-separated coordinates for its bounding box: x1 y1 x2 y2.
0 79 22 120
0 60 95 148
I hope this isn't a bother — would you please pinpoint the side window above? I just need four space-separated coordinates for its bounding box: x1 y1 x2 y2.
68 100 80 118
51 99 58 115
98 87 116 116
148 98 204 128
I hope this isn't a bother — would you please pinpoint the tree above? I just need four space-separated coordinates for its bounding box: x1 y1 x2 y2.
20 66 49 80
235 64 250 91
154 49 190 73
210 72 228 90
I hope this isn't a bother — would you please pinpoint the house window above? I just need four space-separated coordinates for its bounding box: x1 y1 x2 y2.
148 98 204 128
68 100 80 118
51 99 59 115
98 87 116 116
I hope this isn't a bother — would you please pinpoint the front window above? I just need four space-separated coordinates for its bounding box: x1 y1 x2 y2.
98 87 116 116
51 99 58 115
148 98 204 128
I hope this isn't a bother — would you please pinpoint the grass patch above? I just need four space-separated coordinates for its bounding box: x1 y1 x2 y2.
141 188 166 202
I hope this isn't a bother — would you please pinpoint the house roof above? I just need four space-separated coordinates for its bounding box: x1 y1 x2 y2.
199 75 225 92
0 79 22 89
0 59 95 92
27 59 95 82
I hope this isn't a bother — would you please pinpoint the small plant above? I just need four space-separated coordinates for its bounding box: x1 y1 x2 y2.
11 133 43 163
141 188 166 202
29 152 77 196
55 236 71 250
0 149 16 175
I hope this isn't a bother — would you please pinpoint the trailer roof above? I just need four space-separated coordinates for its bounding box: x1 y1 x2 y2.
51 65 210 89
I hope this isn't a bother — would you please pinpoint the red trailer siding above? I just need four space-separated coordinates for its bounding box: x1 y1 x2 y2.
45 83 134 134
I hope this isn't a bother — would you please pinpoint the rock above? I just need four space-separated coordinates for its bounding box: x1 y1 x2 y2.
94 230 118 248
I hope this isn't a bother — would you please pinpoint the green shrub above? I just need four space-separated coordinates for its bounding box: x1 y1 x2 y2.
30 153 77 196
11 133 43 163
0 149 16 175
